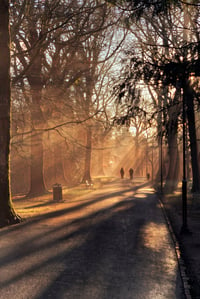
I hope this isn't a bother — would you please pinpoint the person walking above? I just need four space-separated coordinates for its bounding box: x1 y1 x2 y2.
129 168 134 180
120 167 124 179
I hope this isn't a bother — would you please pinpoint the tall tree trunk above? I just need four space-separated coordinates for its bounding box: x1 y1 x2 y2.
27 98 47 197
28 130 46 197
164 99 180 193
154 96 163 186
96 135 105 176
27 52 47 196
54 141 66 185
184 82 200 193
0 0 20 226
164 137 179 193
82 126 92 184
182 2 199 192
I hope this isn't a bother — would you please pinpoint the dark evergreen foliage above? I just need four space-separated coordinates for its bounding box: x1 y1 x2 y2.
106 0 181 18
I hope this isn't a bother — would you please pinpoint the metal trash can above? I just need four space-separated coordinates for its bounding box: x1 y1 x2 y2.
53 183 62 201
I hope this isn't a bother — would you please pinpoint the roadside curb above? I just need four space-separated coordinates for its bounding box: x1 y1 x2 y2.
158 195 192 299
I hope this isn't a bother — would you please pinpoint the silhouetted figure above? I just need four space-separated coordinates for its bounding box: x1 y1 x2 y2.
147 173 150 180
120 167 124 179
129 168 134 180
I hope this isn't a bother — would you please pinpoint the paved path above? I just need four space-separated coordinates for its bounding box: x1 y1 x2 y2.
0 180 184 298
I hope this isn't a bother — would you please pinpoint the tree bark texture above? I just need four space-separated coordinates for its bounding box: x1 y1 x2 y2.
27 130 46 197
96 136 105 176
54 141 66 185
82 126 92 184
27 51 47 196
0 0 21 226
164 142 179 193
27 99 47 197
185 83 200 192
164 102 180 193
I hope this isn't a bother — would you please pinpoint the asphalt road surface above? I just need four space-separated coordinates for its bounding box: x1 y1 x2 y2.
0 179 184 299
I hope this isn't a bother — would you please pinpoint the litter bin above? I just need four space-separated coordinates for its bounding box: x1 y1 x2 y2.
53 183 62 201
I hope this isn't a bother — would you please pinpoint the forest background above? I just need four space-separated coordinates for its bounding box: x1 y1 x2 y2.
1 0 200 226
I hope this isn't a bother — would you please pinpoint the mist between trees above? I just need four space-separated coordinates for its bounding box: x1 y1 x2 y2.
1 0 200 226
